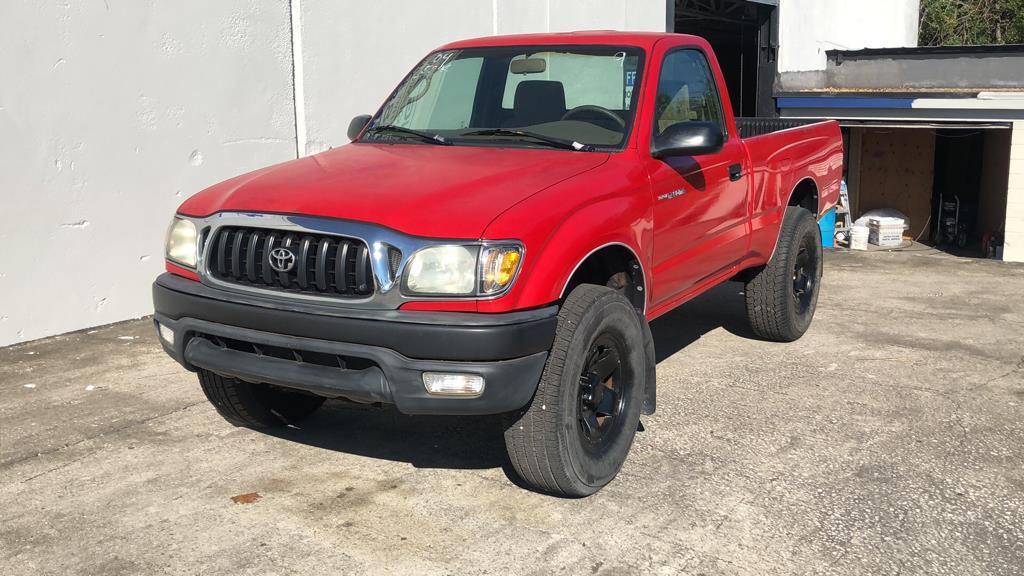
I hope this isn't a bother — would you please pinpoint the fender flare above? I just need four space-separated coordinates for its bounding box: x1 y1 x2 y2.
767 177 821 263
558 240 655 416
558 241 648 316
788 176 821 216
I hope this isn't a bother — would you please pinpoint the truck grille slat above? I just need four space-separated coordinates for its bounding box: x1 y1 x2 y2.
296 235 312 289
315 238 331 291
216 230 230 275
230 231 244 279
355 244 369 293
335 241 350 293
245 230 261 282
208 227 374 298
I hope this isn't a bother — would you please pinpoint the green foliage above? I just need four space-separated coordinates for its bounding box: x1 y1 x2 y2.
920 0 1024 45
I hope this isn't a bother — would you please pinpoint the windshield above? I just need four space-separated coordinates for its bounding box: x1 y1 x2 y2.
362 45 645 150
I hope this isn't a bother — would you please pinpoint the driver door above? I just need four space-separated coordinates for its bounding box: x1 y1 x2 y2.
644 49 750 309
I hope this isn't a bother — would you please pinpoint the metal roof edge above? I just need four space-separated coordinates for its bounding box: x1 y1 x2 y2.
827 45 1024 60
777 97 915 109
776 91 981 100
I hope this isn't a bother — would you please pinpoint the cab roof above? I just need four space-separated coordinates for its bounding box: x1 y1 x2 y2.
440 31 698 51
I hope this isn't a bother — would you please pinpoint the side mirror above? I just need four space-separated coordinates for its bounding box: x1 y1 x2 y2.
348 114 372 141
652 121 725 158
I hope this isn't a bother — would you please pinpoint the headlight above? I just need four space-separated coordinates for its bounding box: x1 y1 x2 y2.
404 245 478 295
403 243 523 296
165 217 198 268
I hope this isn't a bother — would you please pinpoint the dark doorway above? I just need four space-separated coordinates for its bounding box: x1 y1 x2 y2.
673 0 778 117
932 129 986 252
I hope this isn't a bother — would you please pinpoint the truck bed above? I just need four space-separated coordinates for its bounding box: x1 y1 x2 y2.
736 117 826 139
737 117 844 263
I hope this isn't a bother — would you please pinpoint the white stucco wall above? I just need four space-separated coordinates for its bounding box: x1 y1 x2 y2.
1004 122 1024 263
299 0 666 154
0 0 297 347
778 0 920 72
0 0 666 347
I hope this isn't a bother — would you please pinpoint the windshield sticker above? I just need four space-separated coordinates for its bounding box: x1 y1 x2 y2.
624 64 637 109
379 50 460 126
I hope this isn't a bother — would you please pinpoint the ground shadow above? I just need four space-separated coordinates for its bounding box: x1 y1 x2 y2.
268 405 508 470
650 280 757 362
267 281 754 477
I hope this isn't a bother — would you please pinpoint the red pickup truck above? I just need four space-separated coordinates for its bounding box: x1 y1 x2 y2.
154 32 842 496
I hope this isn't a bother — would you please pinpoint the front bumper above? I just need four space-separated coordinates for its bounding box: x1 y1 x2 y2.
153 274 556 415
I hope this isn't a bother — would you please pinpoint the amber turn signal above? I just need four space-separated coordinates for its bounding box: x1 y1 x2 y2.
480 245 523 295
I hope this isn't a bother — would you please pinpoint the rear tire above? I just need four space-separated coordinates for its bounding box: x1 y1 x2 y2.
198 369 325 428
503 285 647 497
745 207 823 342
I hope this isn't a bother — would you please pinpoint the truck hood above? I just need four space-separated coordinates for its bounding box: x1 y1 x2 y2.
179 143 609 238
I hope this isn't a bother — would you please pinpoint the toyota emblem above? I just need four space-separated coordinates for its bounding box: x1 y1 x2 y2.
268 247 296 273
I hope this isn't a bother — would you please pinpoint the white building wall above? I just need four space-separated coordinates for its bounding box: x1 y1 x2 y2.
0 0 665 347
0 0 297 347
1005 122 1024 263
778 0 920 72
300 0 666 154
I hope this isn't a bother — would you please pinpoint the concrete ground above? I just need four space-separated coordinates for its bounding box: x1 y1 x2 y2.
2 250 1023 575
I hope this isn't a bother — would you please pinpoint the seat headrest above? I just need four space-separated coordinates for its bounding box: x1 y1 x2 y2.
512 80 566 126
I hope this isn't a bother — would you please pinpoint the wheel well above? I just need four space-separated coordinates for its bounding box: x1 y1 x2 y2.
789 178 819 215
562 245 645 314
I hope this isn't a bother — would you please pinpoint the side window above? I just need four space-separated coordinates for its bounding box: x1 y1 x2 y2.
653 50 725 136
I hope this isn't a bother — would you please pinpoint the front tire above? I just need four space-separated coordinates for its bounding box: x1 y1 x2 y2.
503 285 647 497
744 207 823 342
198 369 325 428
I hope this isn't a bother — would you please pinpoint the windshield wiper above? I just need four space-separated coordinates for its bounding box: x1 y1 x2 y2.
365 125 450 145
459 128 593 151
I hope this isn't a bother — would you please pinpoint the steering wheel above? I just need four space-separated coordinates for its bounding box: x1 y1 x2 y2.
561 105 626 128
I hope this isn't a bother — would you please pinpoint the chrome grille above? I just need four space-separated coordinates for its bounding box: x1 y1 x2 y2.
208 227 374 297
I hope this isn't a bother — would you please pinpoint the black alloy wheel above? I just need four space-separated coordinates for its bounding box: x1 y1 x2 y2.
503 284 647 497
744 206 823 342
577 335 629 453
792 240 818 315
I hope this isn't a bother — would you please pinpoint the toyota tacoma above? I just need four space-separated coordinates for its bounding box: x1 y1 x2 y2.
154 32 843 497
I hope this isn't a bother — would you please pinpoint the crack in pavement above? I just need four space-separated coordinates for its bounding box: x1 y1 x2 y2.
3 401 207 479
968 355 1024 392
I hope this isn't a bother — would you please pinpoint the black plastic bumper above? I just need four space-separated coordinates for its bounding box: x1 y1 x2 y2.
152 274 556 415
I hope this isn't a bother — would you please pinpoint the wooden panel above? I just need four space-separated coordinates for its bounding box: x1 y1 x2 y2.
856 129 936 239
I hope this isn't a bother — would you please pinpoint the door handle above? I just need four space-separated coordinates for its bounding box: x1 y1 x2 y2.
729 164 743 182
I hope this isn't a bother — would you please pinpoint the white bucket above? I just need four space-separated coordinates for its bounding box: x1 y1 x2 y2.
850 226 869 251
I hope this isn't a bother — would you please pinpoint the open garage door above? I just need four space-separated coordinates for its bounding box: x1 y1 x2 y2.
843 123 1013 258
672 0 778 117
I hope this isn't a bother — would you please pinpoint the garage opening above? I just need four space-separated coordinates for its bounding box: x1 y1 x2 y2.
673 0 778 117
844 124 1012 258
